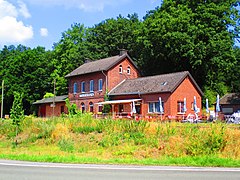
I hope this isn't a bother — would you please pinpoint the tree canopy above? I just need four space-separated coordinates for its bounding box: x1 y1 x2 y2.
0 0 239 113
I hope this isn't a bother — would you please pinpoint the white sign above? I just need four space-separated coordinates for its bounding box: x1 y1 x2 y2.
79 93 94 98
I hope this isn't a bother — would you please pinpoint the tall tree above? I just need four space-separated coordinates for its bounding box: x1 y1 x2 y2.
52 23 94 94
138 0 239 95
0 45 52 114
87 14 142 61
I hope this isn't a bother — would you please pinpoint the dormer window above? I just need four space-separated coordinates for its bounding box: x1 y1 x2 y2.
119 65 122 73
161 81 168 86
127 66 131 74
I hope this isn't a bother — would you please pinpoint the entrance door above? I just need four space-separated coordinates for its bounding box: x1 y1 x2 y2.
39 105 46 117
119 104 124 114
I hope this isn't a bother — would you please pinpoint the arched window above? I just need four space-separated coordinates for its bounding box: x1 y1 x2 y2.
89 102 94 113
81 102 85 113
119 65 122 73
127 66 131 74
73 82 78 94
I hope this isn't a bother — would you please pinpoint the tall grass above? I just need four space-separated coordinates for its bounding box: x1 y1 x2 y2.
0 115 240 166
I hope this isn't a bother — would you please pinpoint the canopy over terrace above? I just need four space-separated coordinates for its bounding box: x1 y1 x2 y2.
97 99 142 118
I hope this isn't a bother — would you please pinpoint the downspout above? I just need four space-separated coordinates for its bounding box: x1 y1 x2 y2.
101 70 108 95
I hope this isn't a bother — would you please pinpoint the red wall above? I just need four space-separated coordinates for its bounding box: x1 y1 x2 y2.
38 102 68 117
107 57 140 91
67 57 140 114
68 71 106 111
110 76 202 119
171 76 202 116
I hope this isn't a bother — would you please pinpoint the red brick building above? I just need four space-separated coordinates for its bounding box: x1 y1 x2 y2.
65 50 140 114
34 50 203 119
33 95 68 117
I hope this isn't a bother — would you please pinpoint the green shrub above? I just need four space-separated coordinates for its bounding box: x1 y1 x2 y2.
98 133 122 147
36 120 55 139
73 126 96 134
0 120 16 139
58 138 75 153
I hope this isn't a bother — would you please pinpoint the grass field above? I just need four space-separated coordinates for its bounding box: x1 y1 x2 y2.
0 114 240 167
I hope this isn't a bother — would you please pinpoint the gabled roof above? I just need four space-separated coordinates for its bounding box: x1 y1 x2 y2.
33 95 68 105
219 93 240 105
109 71 203 96
65 53 138 78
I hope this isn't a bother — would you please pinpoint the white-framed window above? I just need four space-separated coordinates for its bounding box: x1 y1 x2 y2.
98 79 103 91
177 101 184 113
73 82 78 94
81 81 85 93
119 65 122 73
148 102 164 113
90 80 94 92
127 66 131 74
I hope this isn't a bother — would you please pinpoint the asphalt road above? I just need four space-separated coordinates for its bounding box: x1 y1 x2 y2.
0 160 240 180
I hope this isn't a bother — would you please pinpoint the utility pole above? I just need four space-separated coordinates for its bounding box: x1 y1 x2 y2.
52 79 56 117
1 80 4 119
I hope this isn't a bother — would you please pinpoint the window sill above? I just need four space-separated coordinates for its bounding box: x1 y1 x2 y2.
177 112 186 115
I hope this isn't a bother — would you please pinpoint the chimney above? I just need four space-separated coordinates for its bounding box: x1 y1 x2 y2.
119 49 128 56
84 58 93 63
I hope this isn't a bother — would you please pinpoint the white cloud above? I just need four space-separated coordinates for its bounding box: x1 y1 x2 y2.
40 28 48 37
25 0 129 12
0 16 33 43
0 0 33 45
0 0 18 18
17 0 31 18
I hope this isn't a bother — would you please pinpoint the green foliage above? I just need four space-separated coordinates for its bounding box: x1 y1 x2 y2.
0 45 53 115
98 133 122 147
10 92 24 126
73 126 97 134
102 91 111 113
0 1 240 116
87 14 141 59
65 98 81 117
138 0 239 92
1 116 240 166
185 124 227 156
58 138 75 153
43 92 54 98
0 120 16 139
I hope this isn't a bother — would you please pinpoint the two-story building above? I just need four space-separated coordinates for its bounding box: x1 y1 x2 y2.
34 50 203 119
65 50 140 114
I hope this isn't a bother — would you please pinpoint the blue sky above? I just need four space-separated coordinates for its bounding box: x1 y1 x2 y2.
0 0 162 50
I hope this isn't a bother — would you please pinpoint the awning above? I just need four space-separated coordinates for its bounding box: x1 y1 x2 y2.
97 99 142 105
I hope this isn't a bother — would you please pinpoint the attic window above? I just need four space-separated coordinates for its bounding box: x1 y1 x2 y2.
119 65 122 73
127 66 131 74
161 82 168 86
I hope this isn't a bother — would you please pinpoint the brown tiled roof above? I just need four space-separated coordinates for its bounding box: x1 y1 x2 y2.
65 53 138 78
219 93 240 105
33 95 68 105
109 71 203 95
